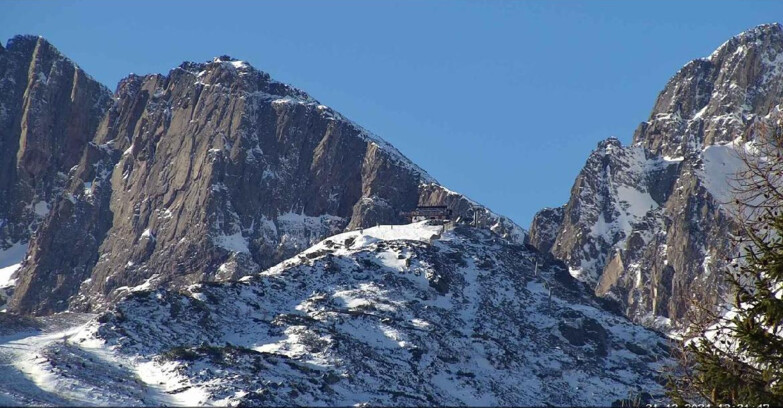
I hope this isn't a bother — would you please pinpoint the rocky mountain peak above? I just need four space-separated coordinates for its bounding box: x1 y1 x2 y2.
530 24 783 329
0 36 522 316
635 23 783 156
5 35 50 54
172 57 317 105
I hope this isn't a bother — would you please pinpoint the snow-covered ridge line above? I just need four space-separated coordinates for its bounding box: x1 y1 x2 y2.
261 221 444 276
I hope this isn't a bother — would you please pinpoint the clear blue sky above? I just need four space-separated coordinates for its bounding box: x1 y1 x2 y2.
2 1 781 226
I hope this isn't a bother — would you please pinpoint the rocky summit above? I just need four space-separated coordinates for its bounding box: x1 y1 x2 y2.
0 38 522 316
529 23 783 330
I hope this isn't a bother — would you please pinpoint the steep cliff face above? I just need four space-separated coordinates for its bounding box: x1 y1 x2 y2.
0 36 113 307
529 23 783 329
5 50 523 315
0 35 112 251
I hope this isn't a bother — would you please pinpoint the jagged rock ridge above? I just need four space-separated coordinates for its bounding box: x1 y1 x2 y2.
529 23 783 329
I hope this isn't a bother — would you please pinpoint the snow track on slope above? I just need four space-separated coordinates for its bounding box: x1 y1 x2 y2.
0 313 196 406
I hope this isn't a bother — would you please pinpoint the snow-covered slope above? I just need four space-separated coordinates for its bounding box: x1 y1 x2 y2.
0 222 670 406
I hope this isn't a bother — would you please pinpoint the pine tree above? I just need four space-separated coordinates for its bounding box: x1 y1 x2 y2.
669 120 783 405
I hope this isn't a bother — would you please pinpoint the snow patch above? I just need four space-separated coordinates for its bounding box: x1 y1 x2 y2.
32 201 49 217
0 242 27 288
136 360 209 406
213 231 250 254
699 143 746 205
616 185 658 219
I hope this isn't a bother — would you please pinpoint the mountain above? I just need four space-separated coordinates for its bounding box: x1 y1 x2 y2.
0 38 522 315
7 24 779 404
0 223 669 406
0 33 677 406
529 23 783 329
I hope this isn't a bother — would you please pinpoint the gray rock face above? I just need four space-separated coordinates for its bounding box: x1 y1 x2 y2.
2 47 523 315
529 23 783 329
527 207 564 254
0 35 112 310
0 35 113 251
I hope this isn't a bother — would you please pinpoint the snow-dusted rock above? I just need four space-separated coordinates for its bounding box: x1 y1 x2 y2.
0 223 669 406
530 23 783 329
